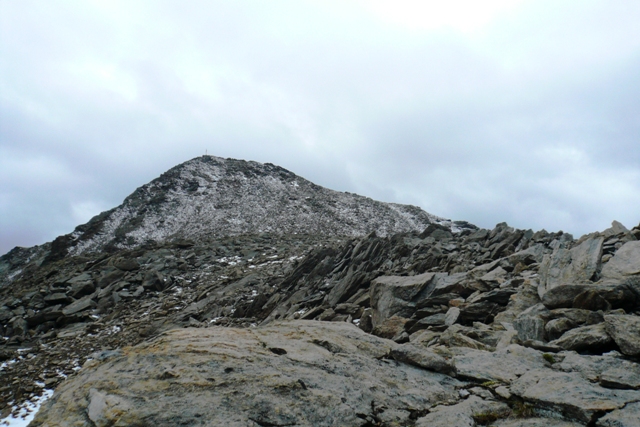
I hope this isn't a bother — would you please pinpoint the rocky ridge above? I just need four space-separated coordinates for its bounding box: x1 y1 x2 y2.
0 156 469 291
0 158 639 426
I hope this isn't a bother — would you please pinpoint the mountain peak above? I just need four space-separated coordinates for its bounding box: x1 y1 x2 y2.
41 155 470 260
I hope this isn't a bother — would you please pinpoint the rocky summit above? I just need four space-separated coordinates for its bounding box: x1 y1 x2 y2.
1 157 640 426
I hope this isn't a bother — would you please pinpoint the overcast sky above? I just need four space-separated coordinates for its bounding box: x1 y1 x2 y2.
1 0 640 255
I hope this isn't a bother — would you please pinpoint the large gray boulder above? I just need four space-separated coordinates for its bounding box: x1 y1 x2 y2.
604 314 640 356
415 396 509 427
596 401 640 427
510 370 639 424
554 351 640 383
538 237 603 297
549 323 613 353
600 241 640 282
369 272 437 327
542 284 594 309
30 321 462 427
513 304 550 342
542 283 636 311
370 272 466 328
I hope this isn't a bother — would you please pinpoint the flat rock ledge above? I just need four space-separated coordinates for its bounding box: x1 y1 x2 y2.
31 321 464 427
30 320 640 427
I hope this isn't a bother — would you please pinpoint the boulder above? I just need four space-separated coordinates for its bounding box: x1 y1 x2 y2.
513 304 550 342
479 266 508 286
66 272 93 284
553 352 638 383
549 323 613 353
113 258 140 271
444 307 460 326
389 343 456 375
510 370 639 424
415 396 510 427
44 292 72 305
142 270 167 291
62 296 97 316
538 237 603 296
370 272 436 327
572 289 611 311
97 269 125 289
596 401 640 427
70 280 96 298
31 321 462 427
428 273 469 297
407 313 446 334
458 301 502 325
542 284 593 309
545 317 577 341
604 314 640 356
599 368 640 390
10 317 28 338
493 281 541 325
600 241 640 281
471 288 518 305
371 315 408 339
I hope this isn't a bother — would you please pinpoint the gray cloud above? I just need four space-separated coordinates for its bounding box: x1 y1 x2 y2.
2 0 640 254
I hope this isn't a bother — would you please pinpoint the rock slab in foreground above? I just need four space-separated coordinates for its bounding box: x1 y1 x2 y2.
31 321 462 427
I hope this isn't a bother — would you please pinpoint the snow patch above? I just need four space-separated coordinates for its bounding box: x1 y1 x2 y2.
0 389 53 426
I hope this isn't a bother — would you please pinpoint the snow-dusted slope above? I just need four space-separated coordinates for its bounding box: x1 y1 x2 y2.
57 156 464 255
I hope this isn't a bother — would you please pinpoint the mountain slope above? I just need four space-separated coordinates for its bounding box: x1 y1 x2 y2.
56 155 467 257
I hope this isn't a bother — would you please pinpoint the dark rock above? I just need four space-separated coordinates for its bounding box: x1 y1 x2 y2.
113 258 140 271
542 284 593 309
69 280 95 298
407 313 446 334
62 296 97 316
572 289 611 311
44 292 72 305
97 269 125 289
472 288 518 305
458 301 502 325
10 317 28 337
142 270 166 291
